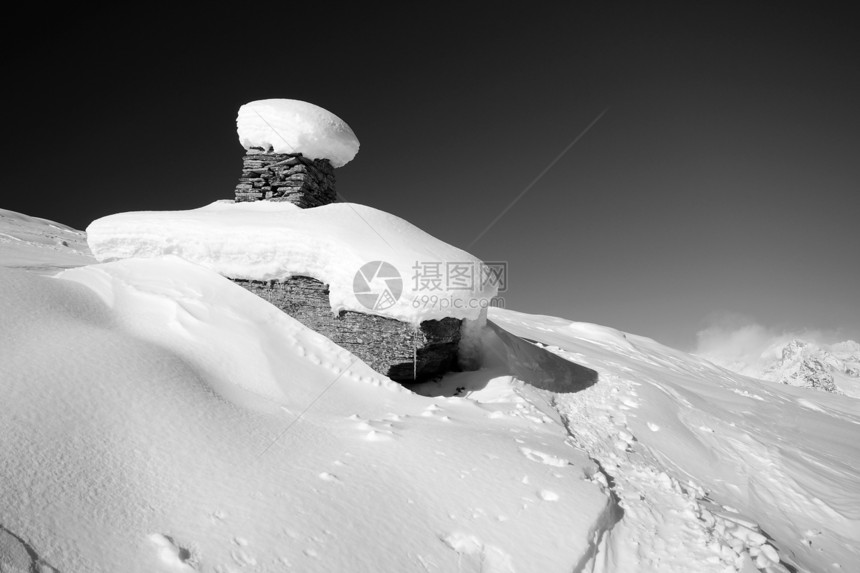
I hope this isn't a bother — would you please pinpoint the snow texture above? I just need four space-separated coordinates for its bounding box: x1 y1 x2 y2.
0 258 607 573
2 210 858 573
85 200 498 323
0 208 95 274
237 99 360 167
490 308 860 573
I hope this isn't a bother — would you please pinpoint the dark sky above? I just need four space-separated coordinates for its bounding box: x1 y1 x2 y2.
4 5 859 348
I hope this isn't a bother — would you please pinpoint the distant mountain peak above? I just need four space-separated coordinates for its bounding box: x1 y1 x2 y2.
758 338 860 393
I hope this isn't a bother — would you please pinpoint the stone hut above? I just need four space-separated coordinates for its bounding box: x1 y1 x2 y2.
230 99 466 383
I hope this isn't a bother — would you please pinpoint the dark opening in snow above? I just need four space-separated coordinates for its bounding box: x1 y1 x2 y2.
487 320 599 393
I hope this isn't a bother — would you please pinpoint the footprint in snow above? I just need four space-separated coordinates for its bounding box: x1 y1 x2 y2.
801 529 823 547
421 407 451 421
519 447 570 467
365 430 394 442
421 404 444 417
149 533 197 570
319 472 340 482
614 430 636 451
356 418 399 439
614 440 632 452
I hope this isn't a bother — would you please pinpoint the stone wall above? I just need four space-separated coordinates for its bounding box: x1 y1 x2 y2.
232 277 462 382
234 148 337 207
230 146 465 382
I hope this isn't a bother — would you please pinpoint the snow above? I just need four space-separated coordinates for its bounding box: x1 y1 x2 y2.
3 209 859 573
490 307 860 573
85 200 498 323
0 208 95 274
701 335 860 396
0 258 608 573
237 99 360 167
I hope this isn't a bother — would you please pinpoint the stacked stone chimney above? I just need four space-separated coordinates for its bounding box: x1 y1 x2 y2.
234 148 337 207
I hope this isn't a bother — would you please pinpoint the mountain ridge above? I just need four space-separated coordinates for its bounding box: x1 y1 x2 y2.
755 338 860 394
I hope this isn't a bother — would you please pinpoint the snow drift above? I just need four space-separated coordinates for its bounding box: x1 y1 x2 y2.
0 258 609 573
3 210 859 573
85 200 498 323
0 207 95 274
492 308 860 573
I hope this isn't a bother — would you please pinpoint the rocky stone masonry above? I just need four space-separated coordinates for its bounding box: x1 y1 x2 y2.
232 277 462 382
235 147 337 207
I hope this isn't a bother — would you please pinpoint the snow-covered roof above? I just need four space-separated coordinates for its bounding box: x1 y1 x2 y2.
237 99 360 168
86 201 498 323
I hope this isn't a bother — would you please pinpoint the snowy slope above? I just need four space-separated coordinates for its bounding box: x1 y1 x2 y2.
0 258 610 573
490 309 860 573
2 208 858 573
0 208 95 274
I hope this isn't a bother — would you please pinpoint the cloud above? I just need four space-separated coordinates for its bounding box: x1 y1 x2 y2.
693 312 843 375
